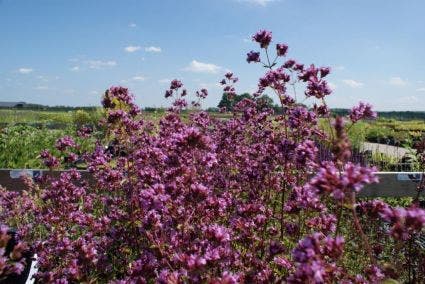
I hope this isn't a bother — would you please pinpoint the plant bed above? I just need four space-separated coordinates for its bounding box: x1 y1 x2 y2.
0 30 424 283
0 227 33 283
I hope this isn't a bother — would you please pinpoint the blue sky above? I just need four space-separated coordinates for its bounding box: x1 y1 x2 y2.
1 0 424 110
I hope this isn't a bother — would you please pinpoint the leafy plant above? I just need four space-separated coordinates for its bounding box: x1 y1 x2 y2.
0 30 424 283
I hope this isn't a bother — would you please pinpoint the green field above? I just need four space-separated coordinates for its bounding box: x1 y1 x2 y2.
1 108 424 169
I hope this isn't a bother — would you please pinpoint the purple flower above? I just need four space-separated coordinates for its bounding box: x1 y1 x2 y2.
170 79 183 90
40 149 60 168
349 102 377 123
164 89 172 98
283 59 296 68
380 206 425 240
55 136 76 151
252 30 272 48
225 72 234 79
276 43 288 56
320 67 331 78
246 51 260 63
309 161 378 200
196 88 208 99
0 29 412 283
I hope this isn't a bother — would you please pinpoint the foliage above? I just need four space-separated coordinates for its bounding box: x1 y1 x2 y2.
0 108 104 129
362 119 424 146
0 30 424 283
331 109 425 121
0 125 97 169
0 125 67 168
218 93 275 111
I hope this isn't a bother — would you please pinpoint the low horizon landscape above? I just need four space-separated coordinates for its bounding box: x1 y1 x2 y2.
1 1 424 283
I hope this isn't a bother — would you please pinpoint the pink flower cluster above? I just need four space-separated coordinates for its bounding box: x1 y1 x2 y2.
0 225 29 280
0 30 424 283
349 102 377 123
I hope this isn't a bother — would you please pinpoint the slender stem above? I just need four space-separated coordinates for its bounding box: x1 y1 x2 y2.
280 182 286 240
350 192 376 265
321 98 335 142
334 202 343 236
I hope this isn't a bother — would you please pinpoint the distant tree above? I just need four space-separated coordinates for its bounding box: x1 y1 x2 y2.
235 93 253 104
206 107 219 112
256 94 274 110
217 93 233 110
218 93 254 110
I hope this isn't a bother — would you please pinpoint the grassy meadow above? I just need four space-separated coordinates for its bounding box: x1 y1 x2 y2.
0 108 424 169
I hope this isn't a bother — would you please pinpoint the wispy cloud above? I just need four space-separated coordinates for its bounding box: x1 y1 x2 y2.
416 87 425 92
70 66 80 72
199 82 221 89
34 85 49 90
396 95 419 104
131 75 146 81
128 23 137 28
158 78 171 84
237 0 278 6
18 68 33 74
36 75 49 82
124 45 141 53
121 75 147 84
86 60 117 69
184 60 221 74
388 76 407 86
342 79 364 88
145 46 162 53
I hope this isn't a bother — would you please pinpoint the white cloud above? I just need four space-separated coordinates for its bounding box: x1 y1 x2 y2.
125 45 141 53
388 76 407 86
416 87 425 92
237 0 278 6
128 23 137 28
334 65 345 71
18 68 33 74
184 60 221 74
158 78 171 84
70 66 80 72
89 90 99 95
131 75 146 81
34 85 49 90
342 79 364 88
145 46 162 53
396 95 419 104
121 75 147 84
86 60 117 69
36 75 49 82
199 82 221 89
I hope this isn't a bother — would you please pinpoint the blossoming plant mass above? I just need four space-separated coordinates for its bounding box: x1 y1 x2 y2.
1 30 425 283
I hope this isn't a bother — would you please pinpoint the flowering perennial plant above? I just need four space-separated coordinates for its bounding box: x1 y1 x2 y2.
0 30 424 283
0 224 30 281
